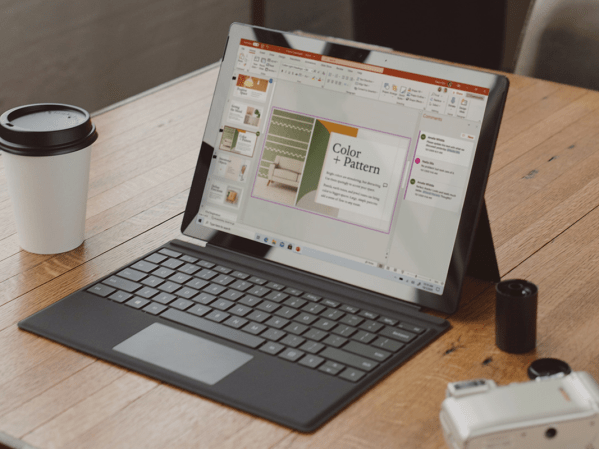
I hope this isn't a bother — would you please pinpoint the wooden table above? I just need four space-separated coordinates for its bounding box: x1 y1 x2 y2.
1 52 599 449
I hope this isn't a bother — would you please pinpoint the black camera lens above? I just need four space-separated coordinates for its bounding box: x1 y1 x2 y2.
545 428 557 438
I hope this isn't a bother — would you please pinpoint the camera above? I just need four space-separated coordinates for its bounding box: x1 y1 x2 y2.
440 372 599 448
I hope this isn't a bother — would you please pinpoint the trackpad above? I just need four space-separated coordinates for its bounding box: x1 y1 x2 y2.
113 323 253 385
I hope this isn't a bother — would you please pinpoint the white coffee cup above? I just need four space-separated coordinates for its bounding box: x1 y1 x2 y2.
0 104 98 254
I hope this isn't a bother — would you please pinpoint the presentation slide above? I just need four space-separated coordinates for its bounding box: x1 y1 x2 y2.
213 153 249 182
228 101 262 128
207 180 243 209
234 75 270 102
219 126 257 157
251 108 409 232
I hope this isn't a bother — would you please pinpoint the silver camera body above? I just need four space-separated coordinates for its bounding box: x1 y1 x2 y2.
440 372 599 449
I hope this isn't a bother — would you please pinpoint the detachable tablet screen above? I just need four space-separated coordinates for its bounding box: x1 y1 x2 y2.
182 24 508 313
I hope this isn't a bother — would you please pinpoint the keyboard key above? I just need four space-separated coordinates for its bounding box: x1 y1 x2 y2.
136 287 159 299
141 276 164 288
171 298 194 310
284 297 307 309
359 310 379 320
143 302 168 315
398 322 426 334
379 327 416 343
231 271 250 280
214 265 232 274
339 368 365 382
205 310 230 323
265 291 288 303
185 278 209 290
279 348 304 362
340 314 364 327
275 307 299 319
145 253 167 264
131 260 158 273
161 258 184 269
158 281 182 294
284 287 304 297
213 274 235 286
292 312 318 325
379 316 398 326
285 322 308 335
266 281 285 291
87 284 115 297
219 289 244 301
248 276 267 285
239 295 261 307
280 334 305 348
360 320 383 333
256 301 279 313
152 292 176 305
125 297 149 309
196 260 215 269
303 328 328 342
299 354 325 369
372 337 404 352
159 248 182 258
103 276 141 293
260 341 284 355
321 308 344 320
242 322 267 335
339 304 359 314
177 287 199 299
168 272 192 284
180 255 198 263
224 316 248 329
193 292 216 305
262 328 286 341
248 286 270 297
230 280 252 291
299 341 325 354
178 263 200 275
320 347 379 372
302 303 326 315
333 324 357 337
246 310 270 323
351 330 376 344
188 304 212 317
229 304 252 317
313 318 336 331
344 341 391 362
212 299 234 311
108 291 132 303
318 361 344 375
321 299 340 308
152 267 175 278
160 309 265 348
265 317 289 329
323 335 347 348
302 293 321 302
196 269 217 280
203 284 226 296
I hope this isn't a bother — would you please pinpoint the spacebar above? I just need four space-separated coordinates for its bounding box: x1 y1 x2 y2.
160 309 265 349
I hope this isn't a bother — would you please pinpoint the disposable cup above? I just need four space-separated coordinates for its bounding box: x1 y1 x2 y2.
0 104 98 254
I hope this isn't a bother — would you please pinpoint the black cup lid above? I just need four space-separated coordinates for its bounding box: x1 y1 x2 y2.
496 279 538 298
0 103 98 156
527 358 572 379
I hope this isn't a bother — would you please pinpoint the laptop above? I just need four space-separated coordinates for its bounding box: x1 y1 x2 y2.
19 24 509 432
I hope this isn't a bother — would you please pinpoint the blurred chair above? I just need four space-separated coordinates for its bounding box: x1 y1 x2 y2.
352 0 507 71
514 0 599 90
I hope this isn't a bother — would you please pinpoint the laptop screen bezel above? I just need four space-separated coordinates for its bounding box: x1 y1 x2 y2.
181 23 508 314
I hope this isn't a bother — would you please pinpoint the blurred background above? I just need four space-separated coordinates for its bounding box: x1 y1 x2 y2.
2 0 594 114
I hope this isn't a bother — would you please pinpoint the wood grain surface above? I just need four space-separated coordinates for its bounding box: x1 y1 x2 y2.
1 49 599 449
